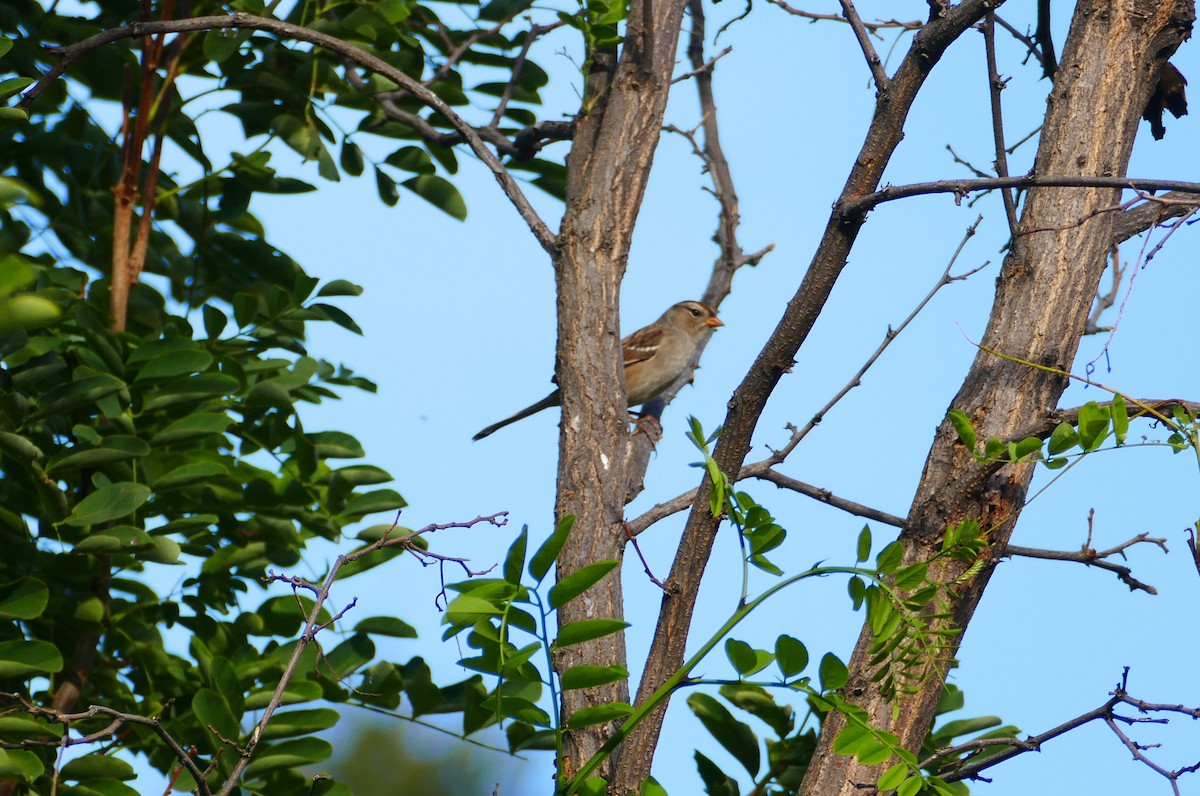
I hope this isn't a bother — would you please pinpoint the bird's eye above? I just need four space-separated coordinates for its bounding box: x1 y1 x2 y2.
690 308 700 317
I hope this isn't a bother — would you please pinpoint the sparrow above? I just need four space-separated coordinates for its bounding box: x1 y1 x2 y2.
473 300 723 441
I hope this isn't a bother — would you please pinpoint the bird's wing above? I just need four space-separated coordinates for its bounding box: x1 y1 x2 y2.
623 326 662 367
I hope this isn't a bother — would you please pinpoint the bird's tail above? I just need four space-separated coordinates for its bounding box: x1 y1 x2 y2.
472 391 561 441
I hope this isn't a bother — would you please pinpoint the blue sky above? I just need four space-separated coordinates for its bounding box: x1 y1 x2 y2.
37 0 1200 792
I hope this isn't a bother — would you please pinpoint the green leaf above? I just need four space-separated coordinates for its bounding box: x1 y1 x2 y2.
893 562 928 591
202 29 245 62
897 775 925 796
445 594 502 625
819 652 848 690
640 776 669 796
856 525 872 563
561 664 629 689
245 679 323 709
402 175 467 220
375 166 399 206
556 618 629 648
134 349 213 381
529 515 574 582
567 702 633 728
1112 394 1129 445
193 688 239 743
874 541 904 574
149 413 233 445
0 749 43 783
578 778 607 796
353 616 417 638
688 692 760 776
0 77 33 103
309 431 365 458
1077 400 1110 451
72 525 156 554
261 708 341 739
384 146 435 174
0 578 48 620
59 755 135 781
201 303 226 338
725 639 756 675
317 279 364 298
693 751 738 796
340 489 407 519
877 762 910 791
504 526 528 584
31 374 125 419
324 633 375 678
947 409 975 451
549 560 619 609
775 635 809 678
47 435 149 475
0 639 64 678
1012 436 1043 461
243 737 333 775
63 483 151 527
0 716 61 740
151 461 229 491
340 139 364 177
719 683 794 738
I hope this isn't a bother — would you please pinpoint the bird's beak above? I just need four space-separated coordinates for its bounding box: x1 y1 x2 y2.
705 316 724 328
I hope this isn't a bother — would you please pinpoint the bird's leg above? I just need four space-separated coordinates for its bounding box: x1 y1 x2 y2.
629 411 663 443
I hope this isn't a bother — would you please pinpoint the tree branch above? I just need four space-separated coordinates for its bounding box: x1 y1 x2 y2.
1006 531 1168 595
840 175 1200 219
981 13 1018 234
839 0 890 88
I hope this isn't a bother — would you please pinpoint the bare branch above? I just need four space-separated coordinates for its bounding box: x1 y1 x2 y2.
841 175 1200 219
992 14 1043 69
671 45 733 84
981 13 1018 234
1112 191 1200 244
764 1 923 34
754 469 907 527
839 0 890 87
1005 531 1168 595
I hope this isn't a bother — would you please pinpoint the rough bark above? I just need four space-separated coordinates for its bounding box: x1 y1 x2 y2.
798 2 1194 794
551 0 691 784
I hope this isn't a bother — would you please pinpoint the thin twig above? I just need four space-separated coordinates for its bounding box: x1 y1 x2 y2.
763 0 922 34
671 45 732 84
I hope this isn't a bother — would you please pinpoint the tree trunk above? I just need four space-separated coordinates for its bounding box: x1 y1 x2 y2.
552 0 690 784
798 2 1194 794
